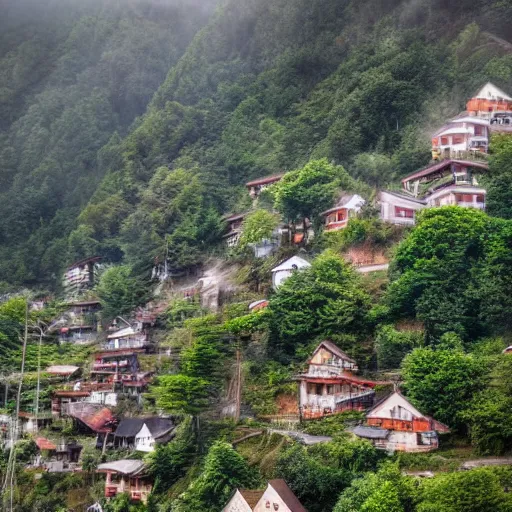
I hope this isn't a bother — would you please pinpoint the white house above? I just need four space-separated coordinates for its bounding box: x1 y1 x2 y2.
320 194 365 231
223 479 306 512
353 392 450 453
271 256 311 289
379 190 426 225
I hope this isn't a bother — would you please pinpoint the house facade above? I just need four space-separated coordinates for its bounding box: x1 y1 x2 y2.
223 480 306 512
379 191 426 225
223 213 245 247
320 194 365 231
466 82 512 117
98 459 152 503
101 326 149 352
271 256 311 289
114 417 175 452
353 392 450 452
297 341 381 420
431 116 489 161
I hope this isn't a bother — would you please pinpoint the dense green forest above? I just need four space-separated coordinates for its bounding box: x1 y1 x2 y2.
2 1 512 511
1 0 512 288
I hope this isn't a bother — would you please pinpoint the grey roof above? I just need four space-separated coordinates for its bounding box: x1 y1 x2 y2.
380 190 427 205
312 340 357 364
97 459 145 475
353 426 390 439
143 417 175 440
114 418 145 438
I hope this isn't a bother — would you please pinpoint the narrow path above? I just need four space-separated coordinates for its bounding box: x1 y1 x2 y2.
460 458 512 469
356 263 389 273
269 429 332 445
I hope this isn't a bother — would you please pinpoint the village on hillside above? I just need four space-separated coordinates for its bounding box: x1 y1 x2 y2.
1 83 512 512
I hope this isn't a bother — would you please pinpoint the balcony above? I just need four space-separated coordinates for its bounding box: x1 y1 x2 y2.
100 336 147 352
457 201 485 209
325 220 348 231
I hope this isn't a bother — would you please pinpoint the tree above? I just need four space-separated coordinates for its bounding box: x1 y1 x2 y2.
238 209 279 248
151 374 209 416
487 133 512 219
350 152 395 189
268 250 372 356
333 463 415 512
95 265 148 320
375 325 424 370
272 159 358 235
417 468 512 512
401 347 487 430
172 441 258 512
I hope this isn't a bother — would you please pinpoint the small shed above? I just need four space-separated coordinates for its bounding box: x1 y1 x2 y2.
271 256 311 289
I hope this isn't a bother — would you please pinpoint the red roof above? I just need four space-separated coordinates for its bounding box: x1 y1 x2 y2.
35 437 57 451
53 390 91 398
401 159 488 184
67 403 116 433
67 256 101 270
246 174 284 187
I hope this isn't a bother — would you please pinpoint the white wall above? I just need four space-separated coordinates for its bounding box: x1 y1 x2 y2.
222 491 253 512
135 423 155 453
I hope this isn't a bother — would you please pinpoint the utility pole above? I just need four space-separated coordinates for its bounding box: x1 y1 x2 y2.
34 321 48 421
234 343 242 423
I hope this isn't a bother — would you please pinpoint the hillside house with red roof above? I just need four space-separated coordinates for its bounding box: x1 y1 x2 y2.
353 392 450 452
246 174 283 199
297 341 384 419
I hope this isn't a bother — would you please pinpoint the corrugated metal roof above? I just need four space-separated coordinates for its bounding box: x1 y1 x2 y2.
353 426 390 439
35 437 57 450
97 459 145 475
246 174 284 187
46 365 80 376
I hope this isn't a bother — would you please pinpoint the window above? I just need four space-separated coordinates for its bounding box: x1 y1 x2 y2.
327 385 334 395
476 195 485 203
440 136 449 145
452 135 464 144
337 210 346 222
394 206 414 218
474 125 483 136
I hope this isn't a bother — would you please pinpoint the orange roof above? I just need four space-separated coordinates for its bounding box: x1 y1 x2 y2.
239 490 264 508
36 437 56 450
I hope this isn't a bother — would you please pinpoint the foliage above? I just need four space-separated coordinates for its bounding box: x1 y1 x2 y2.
416 468 512 512
301 411 366 436
401 347 488 430
268 250 372 356
239 209 279 248
333 462 416 512
487 133 512 219
387 207 512 340
95 265 148 320
272 159 358 233
171 441 258 512
375 325 424 369
147 417 196 494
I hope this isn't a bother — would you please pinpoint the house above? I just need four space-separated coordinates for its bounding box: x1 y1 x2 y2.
353 392 450 452
18 411 53 434
246 174 284 199
223 479 306 512
134 417 175 452
114 417 175 452
57 300 101 344
401 159 488 209
46 365 80 379
503 346 512 354
297 341 381 420
64 402 116 435
248 299 269 312
33 437 83 472
379 191 426 225
101 326 148 352
320 194 365 231
223 213 245 247
92 350 141 381
431 115 490 161
63 257 102 297
466 82 512 117
52 389 91 417
271 256 311 289
98 459 152 503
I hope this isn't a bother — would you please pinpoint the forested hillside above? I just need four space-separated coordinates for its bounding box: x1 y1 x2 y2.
1 0 512 287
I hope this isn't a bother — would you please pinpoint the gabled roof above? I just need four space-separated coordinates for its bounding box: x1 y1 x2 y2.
36 437 57 450
222 212 246 222
268 479 307 512
474 82 512 101
246 174 284 187
46 365 80 376
367 391 424 419
401 159 489 184
115 418 145 438
97 459 145 476
67 256 101 270
66 403 115 433
321 194 365 216
239 490 264 508
311 340 356 364
271 255 311 273
141 417 175 440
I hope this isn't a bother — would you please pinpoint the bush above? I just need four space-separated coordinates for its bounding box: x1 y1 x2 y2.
375 325 424 369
